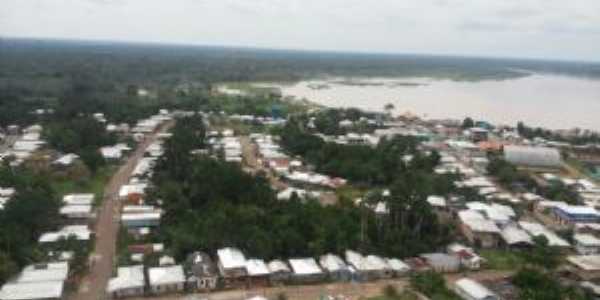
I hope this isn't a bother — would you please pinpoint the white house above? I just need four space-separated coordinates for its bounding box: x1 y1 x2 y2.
148 265 185 295
107 265 146 298
454 278 499 300
575 234 600 255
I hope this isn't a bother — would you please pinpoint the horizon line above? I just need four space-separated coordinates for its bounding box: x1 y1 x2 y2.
1 35 599 65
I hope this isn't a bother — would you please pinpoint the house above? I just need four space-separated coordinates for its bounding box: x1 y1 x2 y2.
458 210 501 248
60 204 93 221
500 226 533 249
53 153 79 167
385 258 411 277
245 259 270 287
107 265 146 298
267 260 291 284
217 248 247 287
447 243 484 270
39 225 92 244
288 258 325 283
345 250 378 281
63 194 94 206
148 265 185 295
120 210 161 228
574 234 600 255
420 253 460 273
453 278 499 300
567 255 600 280
17 262 69 283
503 145 561 169
319 254 351 281
554 205 600 226
0 281 64 300
185 251 218 291
518 221 570 248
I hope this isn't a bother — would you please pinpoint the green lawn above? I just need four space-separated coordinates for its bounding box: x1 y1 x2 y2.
480 249 527 270
50 166 116 205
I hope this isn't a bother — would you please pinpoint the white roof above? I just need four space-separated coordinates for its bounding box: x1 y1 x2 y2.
267 260 290 273
365 255 391 270
458 210 500 233
148 265 185 286
121 212 161 222
217 247 246 270
568 255 600 271
63 193 94 206
345 250 383 272
501 226 533 245
385 258 410 272
575 234 600 247
427 195 446 207
557 205 600 216
518 221 570 247
60 204 92 216
53 153 79 165
18 262 69 283
39 225 91 243
288 258 323 275
107 265 145 292
0 281 64 300
245 259 270 276
455 278 497 300
319 254 348 272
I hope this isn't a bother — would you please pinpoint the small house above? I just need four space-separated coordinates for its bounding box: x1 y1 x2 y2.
458 210 501 248
319 254 351 281
245 259 270 287
107 265 146 298
148 265 186 295
567 255 600 280
453 278 499 300
288 258 325 283
185 251 218 291
217 247 247 288
385 258 411 277
267 260 291 284
420 253 460 273
574 234 600 255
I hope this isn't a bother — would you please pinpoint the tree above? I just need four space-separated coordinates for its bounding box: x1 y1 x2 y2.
462 117 474 129
524 235 560 270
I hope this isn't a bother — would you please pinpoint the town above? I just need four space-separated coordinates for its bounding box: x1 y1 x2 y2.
0 77 600 300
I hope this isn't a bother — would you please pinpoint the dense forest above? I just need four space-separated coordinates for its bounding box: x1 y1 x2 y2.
0 166 62 284
2 39 600 101
150 116 452 261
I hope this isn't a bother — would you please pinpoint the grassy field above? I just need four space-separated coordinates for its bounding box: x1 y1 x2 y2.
50 166 116 205
480 249 527 270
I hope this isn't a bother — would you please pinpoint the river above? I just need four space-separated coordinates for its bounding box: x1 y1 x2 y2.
273 74 600 130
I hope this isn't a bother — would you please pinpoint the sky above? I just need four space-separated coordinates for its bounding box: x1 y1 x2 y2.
1 0 600 61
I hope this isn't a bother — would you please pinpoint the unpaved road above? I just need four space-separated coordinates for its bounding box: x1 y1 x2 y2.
68 121 174 300
128 270 513 300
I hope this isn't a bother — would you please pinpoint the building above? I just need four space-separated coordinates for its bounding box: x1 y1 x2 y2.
554 205 600 225
267 260 291 284
59 204 93 220
500 226 533 249
107 265 146 298
39 225 92 244
120 210 161 228
319 254 351 281
0 281 64 300
288 258 324 283
453 278 499 300
447 244 484 270
574 234 600 255
518 221 570 248
344 250 379 281
385 258 411 277
148 265 185 295
420 253 460 273
18 262 69 283
567 255 600 280
503 145 561 169
458 210 501 248
62 194 94 206
217 248 247 287
245 259 270 287
185 252 218 291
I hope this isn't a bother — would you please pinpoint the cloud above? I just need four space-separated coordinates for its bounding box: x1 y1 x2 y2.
1 0 599 61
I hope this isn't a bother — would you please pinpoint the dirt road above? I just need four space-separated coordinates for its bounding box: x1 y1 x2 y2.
128 270 513 300
69 121 174 300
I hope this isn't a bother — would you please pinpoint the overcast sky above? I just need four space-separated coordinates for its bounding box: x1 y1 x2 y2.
1 0 599 61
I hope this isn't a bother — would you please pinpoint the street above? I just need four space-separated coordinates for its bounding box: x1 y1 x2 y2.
68 121 174 300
